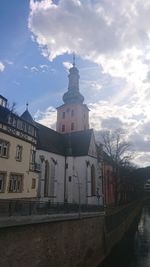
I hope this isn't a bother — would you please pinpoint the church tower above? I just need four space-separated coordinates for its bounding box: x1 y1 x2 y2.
56 56 89 133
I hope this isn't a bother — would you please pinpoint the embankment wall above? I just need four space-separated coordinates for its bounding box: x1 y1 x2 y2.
0 202 141 267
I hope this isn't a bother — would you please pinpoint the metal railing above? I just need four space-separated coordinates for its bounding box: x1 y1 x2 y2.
0 199 104 217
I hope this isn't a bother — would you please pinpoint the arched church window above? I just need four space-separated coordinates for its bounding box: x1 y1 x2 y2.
44 160 49 197
91 164 96 196
50 160 55 197
62 124 65 132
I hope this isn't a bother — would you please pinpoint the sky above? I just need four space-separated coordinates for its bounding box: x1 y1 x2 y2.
0 0 150 167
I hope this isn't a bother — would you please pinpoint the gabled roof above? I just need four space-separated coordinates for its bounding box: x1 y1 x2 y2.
36 122 93 157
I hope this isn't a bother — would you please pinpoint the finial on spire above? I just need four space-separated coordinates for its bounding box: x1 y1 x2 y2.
73 52 75 66
26 102 29 110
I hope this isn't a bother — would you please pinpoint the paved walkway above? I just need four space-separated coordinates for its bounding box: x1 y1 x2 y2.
0 211 105 228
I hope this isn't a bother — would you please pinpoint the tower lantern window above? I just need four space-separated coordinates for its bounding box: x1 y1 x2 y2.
62 112 65 119
71 110 74 117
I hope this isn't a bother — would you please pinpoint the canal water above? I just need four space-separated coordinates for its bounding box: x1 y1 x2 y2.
99 202 150 267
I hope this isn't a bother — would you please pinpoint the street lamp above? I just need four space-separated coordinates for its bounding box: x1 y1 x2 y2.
73 172 81 218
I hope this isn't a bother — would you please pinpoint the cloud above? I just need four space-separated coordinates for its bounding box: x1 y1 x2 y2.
5 60 14 65
24 64 49 72
28 1 150 59
63 61 72 70
0 62 5 72
28 0 150 167
31 66 39 72
34 106 57 129
28 0 150 103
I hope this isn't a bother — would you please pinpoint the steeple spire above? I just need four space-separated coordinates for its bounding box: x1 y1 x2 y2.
62 56 84 104
73 53 75 67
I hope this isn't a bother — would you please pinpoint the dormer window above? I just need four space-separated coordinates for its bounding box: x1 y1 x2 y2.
0 95 7 108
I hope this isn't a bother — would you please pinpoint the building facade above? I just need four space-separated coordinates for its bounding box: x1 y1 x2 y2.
0 96 39 199
0 58 103 205
36 59 103 205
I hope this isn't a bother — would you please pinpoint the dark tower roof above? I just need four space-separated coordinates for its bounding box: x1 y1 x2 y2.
21 104 35 126
63 56 84 104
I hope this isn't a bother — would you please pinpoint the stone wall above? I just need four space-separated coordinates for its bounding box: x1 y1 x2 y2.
0 215 105 267
0 202 142 267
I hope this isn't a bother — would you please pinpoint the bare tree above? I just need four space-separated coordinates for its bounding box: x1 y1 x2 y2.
100 128 132 167
100 128 133 204
7 101 17 114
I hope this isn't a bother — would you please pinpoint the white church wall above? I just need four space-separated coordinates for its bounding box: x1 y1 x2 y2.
36 150 65 203
65 156 103 205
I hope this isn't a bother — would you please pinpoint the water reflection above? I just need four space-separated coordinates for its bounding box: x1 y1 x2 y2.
99 203 150 267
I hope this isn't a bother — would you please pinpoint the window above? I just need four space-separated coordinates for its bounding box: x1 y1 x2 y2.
69 176 72 182
0 139 9 158
71 110 74 117
91 164 96 196
44 160 49 197
12 117 17 127
28 125 34 135
17 120 22 130
30 149 36 170
32 178 36 189
0 173 6 192
62 124 65 132
16 145 22 161
62 112 65 119
9 174 23 193
71 122 74 131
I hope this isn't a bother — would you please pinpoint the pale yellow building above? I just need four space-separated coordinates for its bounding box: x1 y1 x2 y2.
0 95 39 199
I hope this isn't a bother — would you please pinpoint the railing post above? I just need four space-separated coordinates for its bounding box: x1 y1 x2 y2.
29 201 32 215
9 200 12 216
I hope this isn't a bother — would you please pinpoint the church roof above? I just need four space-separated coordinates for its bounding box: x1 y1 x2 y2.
64 129 93 156
36 123 66 155
36 122 93 157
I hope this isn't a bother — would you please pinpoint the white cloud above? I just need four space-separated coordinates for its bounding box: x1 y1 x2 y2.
24 64 51 73
28 0 150 101
31 66 39 72
0 62 5 72
63 61 72 70
34 107 57 129
5 60 14 65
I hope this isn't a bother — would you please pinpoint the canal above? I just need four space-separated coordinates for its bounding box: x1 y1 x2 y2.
99 202 150 267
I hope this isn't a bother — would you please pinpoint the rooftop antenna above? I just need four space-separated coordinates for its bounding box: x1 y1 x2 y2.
26 102 29 111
